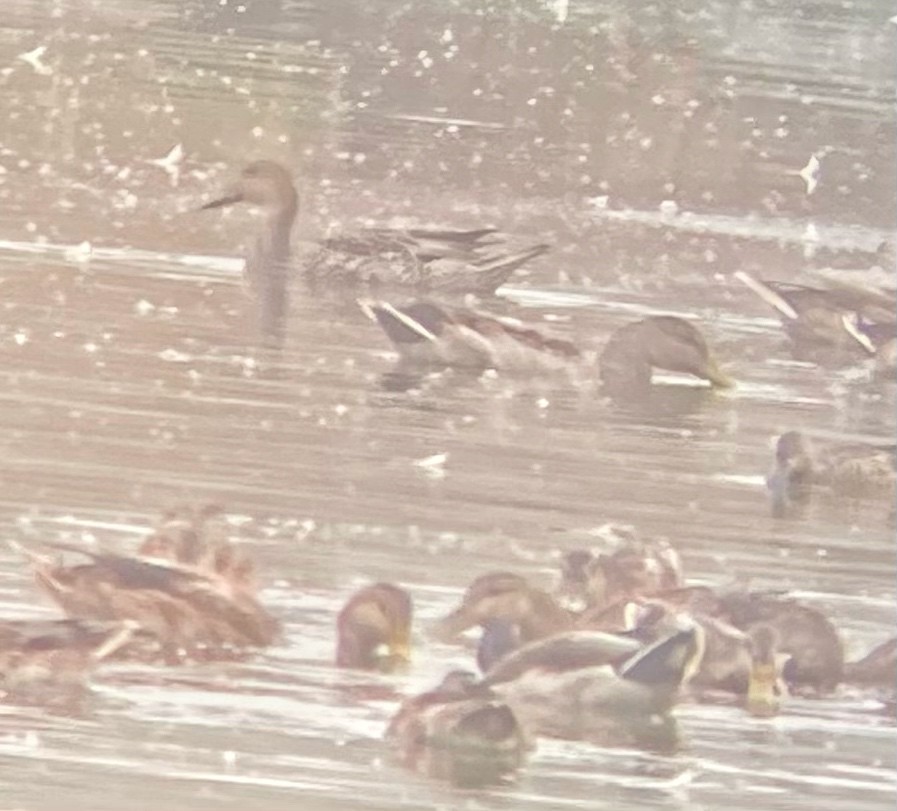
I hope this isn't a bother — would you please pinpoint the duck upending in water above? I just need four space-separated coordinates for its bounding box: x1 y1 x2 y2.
360 299 733 390
336 582 413 672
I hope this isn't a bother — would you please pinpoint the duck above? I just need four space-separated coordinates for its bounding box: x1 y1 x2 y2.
335 582 413 672
386 670 527 786
0 618 136 702
359 299 733 391
137 502 226 567
201 160 549 301
735 271 895 360
431 572 573 646
138 502 262 599
598 315 733 391
714 589 844 693
557 532 683 614
13 533 279 663
602 592 787 714
767 430 896 513
478 625 704 748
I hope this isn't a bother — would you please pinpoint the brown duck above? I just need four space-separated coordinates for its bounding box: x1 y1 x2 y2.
360 299 733 391
336 582 413 672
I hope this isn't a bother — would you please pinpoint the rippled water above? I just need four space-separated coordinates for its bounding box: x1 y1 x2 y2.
0 1 895 809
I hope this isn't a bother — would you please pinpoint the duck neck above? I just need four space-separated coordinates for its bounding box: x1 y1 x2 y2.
264 193 298 267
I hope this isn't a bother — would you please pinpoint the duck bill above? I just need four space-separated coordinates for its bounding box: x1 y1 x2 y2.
705 356 734 389
390 638 412 668
746 662 779 717
200 190 244 210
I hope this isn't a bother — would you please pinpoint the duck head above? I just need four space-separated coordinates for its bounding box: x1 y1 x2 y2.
336 582 413 672
201 160 298 216
600 315 733 392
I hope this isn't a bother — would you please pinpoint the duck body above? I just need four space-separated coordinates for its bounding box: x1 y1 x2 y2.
359 300 581 374
202 161 549 301
25 546 278 661
432 571 573 646
844 637 897 690
15 508 279 663
618 594 786 713
336 582 413 672
307 232 549 294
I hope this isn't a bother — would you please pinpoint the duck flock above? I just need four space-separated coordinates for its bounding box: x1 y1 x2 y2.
2 159 894 789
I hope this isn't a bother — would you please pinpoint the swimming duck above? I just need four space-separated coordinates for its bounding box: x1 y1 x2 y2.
201 160 549 298
735 271 895 359
15 539 279 663
479 625 703 748
336 582 412 672
431 572 573 646
360 299 733 390
767 430 896 513
386 670 527 786
0 618 136 702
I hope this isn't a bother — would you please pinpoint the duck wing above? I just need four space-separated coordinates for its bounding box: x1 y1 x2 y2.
420 244 549 293
320 227 501 262
481 631 641 687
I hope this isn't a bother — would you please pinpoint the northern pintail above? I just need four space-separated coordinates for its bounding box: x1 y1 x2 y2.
201 161 550 304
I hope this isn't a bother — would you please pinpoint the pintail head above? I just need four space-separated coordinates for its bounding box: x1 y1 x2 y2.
201 160 298 213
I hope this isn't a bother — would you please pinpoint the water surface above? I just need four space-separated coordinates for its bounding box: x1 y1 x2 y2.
0 1 894 809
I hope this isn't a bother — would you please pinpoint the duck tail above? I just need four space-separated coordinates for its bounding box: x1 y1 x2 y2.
358 299 445 345
9 540 71 600
473 244 550 289
89 620 140 663
839 314 877 356
734 271 799 320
